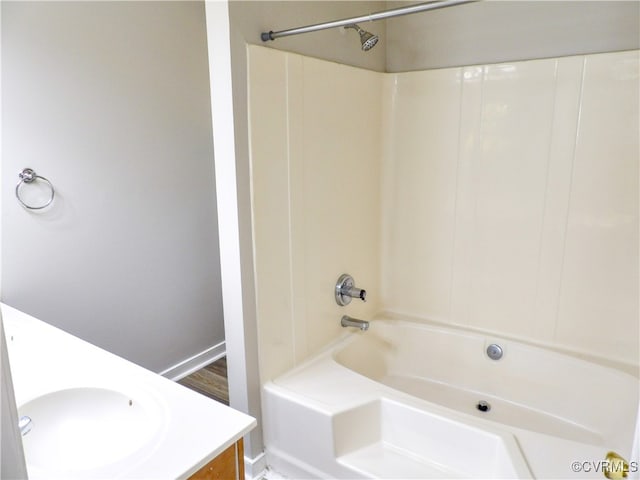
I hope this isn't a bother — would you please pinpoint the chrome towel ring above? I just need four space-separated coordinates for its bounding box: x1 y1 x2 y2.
15 168 55 210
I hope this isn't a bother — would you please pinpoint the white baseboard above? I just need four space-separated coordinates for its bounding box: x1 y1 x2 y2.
159 341 226 381
245 451 267 480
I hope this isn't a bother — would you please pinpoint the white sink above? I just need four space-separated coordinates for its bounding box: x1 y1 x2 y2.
3 303 255 479
19 387 165 478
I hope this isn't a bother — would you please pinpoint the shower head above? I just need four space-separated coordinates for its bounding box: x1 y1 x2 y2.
344 24 379 51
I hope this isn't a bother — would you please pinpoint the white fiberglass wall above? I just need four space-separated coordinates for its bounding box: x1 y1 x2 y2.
248 47 639 381
383 51 639 368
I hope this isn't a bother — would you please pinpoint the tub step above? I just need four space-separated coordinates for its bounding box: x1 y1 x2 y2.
332 398 531 478
338 441 464 479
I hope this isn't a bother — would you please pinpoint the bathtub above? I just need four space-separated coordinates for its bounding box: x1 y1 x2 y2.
263 315 639 479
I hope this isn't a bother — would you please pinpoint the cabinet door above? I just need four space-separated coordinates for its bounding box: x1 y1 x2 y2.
189 439 244 480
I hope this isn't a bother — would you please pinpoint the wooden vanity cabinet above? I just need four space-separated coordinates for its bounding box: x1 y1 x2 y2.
188 439 244 480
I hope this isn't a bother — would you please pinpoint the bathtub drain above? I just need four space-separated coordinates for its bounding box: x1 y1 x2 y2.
476 401 491 412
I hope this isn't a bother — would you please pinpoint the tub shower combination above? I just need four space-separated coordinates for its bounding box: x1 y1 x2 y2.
263 314 638 478
257 2 639 478
261 276 638 477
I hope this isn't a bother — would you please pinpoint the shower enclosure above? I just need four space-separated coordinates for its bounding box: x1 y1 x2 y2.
199 0 640 476
246 39 639 479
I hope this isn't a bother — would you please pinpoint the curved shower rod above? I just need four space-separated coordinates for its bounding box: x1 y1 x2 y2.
261 0 478 42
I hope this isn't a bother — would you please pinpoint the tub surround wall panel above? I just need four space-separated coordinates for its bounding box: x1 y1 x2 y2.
386 50 639 367
449 59 560 339
288 55 308 367
531 56 585 343
554 52 640 362
249 47 639 381
381 68 461 321
300 59 382 358
248 46 382 383
448 64 482 335
247 47 297 381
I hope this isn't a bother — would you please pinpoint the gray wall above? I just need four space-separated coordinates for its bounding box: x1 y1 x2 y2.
386 1 640 72
230 1 640 73
231 1 387 72
1 1 224 373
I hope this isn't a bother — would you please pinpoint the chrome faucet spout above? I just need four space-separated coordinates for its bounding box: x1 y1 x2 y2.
341 315 369 331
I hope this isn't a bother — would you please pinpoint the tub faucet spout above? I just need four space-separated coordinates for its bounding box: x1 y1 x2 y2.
341 315 369 331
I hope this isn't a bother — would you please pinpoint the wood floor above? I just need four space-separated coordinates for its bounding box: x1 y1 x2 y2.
178 356 229 405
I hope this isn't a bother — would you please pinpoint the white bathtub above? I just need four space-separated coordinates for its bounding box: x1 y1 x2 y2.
263 315 639 479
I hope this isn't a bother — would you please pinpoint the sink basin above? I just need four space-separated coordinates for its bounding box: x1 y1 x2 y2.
3 304 256 479
19 387 165 477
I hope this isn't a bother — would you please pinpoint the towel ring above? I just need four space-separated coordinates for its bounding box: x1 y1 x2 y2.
15 168 55 210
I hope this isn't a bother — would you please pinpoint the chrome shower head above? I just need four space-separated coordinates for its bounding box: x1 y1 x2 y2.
345 24 379 52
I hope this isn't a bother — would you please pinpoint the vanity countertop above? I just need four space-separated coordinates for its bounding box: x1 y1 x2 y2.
2 303 256 479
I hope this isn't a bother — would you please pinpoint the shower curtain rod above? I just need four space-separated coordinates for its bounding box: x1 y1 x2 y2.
261 0 477 42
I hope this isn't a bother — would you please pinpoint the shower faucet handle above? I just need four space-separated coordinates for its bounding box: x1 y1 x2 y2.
335 274 367 306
